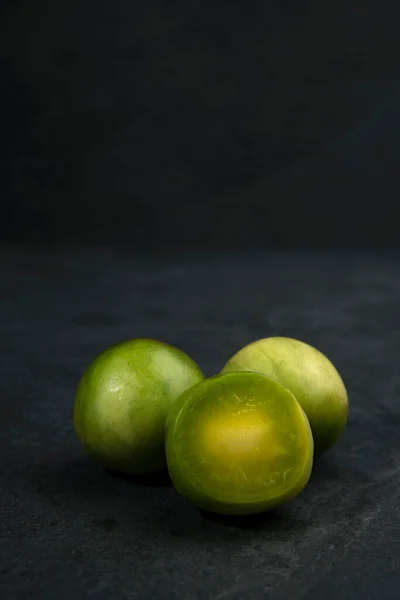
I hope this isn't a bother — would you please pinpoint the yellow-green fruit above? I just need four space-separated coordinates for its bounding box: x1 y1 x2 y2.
222 337 348 455
166 372 313 515
73 338 204 475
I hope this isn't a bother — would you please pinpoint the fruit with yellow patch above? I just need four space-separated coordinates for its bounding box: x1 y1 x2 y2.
166 371 313 515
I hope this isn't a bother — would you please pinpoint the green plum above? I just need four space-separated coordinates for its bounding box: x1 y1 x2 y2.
222 337 348 455
73 338 204 475
166 372 313 515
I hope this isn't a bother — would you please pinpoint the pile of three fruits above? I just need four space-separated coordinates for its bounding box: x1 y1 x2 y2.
73 337 348 516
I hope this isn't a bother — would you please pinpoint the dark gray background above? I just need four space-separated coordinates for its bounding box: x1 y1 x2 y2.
1 0 400 249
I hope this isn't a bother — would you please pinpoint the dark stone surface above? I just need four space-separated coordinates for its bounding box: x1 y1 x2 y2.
1 247 400 599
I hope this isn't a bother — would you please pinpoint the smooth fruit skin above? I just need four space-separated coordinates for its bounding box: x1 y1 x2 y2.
73 338 204 475
166 372 314 515
222 337 348 455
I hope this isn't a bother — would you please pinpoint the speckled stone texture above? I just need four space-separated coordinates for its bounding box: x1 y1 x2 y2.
1 247 400 599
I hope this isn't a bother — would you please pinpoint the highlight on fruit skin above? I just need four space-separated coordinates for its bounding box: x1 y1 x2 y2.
221 336 348 456
166 371 314 516
73 338 204 475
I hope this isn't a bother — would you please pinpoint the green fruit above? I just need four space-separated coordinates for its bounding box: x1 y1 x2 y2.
166 372 313 515
73 338 204 475
222 337 348 455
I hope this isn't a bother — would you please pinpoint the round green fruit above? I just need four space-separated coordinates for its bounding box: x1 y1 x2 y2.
222 337 348 455
166 372 313 515
73 338 204 475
